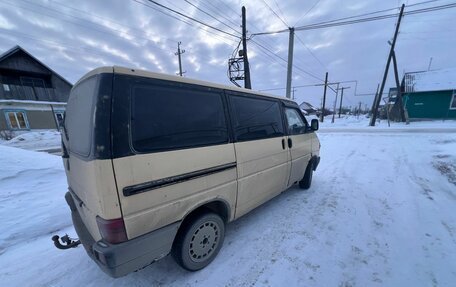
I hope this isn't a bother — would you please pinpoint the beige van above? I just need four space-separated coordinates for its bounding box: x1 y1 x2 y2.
56 66 320 277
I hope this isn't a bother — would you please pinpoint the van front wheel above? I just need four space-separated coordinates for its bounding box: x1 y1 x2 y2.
172 212 225 271
299 161 313 189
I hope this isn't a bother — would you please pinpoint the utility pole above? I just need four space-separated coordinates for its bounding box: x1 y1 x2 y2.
357 102 362 119
370 4 405 126
175 42 185 76
370 83 380 115
331 83 340 123
427 57 433 71
285 27 295 98
292 87 297 100
242 6 251 89
391 51 406 122
320 72 328 122
338 87 350 118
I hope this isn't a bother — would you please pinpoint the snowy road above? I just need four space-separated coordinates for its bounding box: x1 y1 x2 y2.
1 131 456 286
319 127 456 133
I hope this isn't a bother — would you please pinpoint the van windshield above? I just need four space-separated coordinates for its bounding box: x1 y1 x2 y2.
65 76 97 157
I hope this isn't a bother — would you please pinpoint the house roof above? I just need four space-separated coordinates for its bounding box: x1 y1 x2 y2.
404 68 456 93
0 45 72 86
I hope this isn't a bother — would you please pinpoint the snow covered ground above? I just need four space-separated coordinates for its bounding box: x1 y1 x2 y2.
0 130 61 151
317 114 456 129
1 127 456 286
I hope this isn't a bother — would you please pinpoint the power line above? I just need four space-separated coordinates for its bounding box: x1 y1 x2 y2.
183 0 241 35
197 0 241 29
250 39 323 82
5 0 165 47
260 0 289 27
130 0 238 44
271 0 289 26
0 1 234 70
253 1 455 36
294 0 323 26
7 0 196 54
48 0 175 45
141 0 239 38
295 3 456 31
9 0 238 62
258 0 326 96
294 34 327 70
0 28 142 61
272 0 287 19
249 40 319 86
214 0 242 19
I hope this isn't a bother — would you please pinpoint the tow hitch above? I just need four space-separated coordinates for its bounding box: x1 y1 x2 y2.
52 234 81 250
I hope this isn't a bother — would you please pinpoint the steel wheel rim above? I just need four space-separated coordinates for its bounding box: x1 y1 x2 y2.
188 220 219 263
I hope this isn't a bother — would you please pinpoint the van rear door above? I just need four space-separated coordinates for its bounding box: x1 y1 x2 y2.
64 71 121 242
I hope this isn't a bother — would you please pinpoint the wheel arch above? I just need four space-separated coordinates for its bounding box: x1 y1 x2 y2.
172 198 231 247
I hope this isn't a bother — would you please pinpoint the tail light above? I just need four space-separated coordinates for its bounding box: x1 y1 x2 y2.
96 216 128 244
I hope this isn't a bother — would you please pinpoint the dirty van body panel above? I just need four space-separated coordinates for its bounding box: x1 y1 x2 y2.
67 159 119 241
111 74 237 239
283 106 313 187
311 132 320 158
226 93 290 218
287 134 312 186
64 72 121 241
233 137 289 218
113 146 237 239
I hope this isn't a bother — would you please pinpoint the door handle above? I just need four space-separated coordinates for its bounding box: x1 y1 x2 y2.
281 138 286 150
288 138 293 148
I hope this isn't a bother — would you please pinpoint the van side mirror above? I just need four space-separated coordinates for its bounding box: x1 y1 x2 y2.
310 119 319 131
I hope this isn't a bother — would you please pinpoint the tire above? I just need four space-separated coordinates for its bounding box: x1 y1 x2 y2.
172 212 225 271
299 160 313 189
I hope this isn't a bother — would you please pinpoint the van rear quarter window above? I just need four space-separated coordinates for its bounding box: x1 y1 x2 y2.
131 85 229 153
229 95 284 141
65 76 98 157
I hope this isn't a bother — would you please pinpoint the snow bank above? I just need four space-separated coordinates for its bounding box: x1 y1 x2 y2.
0 145 69 254
1 130 61 151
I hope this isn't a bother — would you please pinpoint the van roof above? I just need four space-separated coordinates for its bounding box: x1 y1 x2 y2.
76 66 291 102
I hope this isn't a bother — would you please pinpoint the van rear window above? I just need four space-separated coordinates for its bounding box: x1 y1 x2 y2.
131 85 228 153
65 77 97 157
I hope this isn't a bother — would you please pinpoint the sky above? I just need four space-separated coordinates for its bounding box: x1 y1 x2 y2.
0 0 455 109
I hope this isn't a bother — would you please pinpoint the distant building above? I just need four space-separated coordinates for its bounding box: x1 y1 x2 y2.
401 68 456 120
299 101 318 116
0 45 72 132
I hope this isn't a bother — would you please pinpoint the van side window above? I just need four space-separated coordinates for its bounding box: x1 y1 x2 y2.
131 85 228 153
285 108 307 135
230 95 284 141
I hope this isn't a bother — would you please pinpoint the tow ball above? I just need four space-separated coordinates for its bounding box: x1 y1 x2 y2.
52 234 81 250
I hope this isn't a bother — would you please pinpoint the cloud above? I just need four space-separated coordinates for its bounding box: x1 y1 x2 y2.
0 15 15 29
0 0 454 108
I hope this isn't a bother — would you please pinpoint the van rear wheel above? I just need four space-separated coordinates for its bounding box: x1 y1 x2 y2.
299 161 313 189
172 212 225 271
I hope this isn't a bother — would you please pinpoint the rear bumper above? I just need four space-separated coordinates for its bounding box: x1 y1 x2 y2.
66 192 179 278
